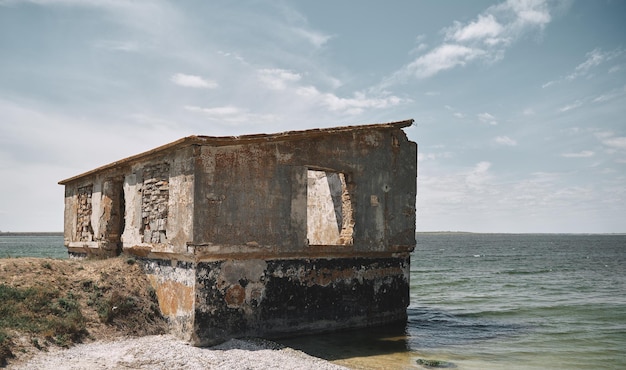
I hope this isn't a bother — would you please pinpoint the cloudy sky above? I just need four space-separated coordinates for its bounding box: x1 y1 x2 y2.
1 0 625 233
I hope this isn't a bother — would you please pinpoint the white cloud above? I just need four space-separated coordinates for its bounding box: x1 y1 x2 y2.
257 68 301 90
418 152 454 162
494 136 517 146
171 73 218 89
500 0 552 30
478 112 498 125
94 40 140 52
561 150 595 158
413 43 429 53
564 127 581 135
292 28 332 48
566 48 622 81
593 130 614 139
184 105 276 124
523 107 535 115
558 100 583 112
602 137 626 150
446 14 505 44
401 44 485 79
593 85 626 103
382 0 553 84
453 112 465 119
465 161 492 189
296 87 403 115
545 48 624 87
417 159 625 232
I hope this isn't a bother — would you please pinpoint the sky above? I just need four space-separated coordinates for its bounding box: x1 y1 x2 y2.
1 0 625 233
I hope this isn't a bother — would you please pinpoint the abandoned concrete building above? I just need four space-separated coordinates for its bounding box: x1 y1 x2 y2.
59 120 417 345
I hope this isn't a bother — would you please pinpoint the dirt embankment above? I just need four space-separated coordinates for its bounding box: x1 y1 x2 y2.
0 257 167 367
0 257 348 370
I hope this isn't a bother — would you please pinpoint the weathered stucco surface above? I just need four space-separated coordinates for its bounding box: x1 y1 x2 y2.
59 120 417 345
142 259 195 340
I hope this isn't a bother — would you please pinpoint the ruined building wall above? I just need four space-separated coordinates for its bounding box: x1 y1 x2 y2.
120 146 195 256
182 125 416 345
63 146 195 258
192 126 416 253
60 122 417 345
64 175 126 258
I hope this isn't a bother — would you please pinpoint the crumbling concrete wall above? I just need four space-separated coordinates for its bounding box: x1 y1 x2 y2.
191 256 409 346
63 146 195 258
141 258 196 340
119 150 195 257
64 178 124 258
60 121 417 345
192 126 416 253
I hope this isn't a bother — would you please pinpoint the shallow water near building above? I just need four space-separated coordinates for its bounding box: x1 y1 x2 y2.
3 233 625 369
278 233 626 369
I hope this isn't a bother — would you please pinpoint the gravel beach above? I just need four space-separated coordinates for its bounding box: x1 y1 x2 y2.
9 335 348 370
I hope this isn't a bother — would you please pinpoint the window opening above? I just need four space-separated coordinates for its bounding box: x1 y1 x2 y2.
306 169 354 245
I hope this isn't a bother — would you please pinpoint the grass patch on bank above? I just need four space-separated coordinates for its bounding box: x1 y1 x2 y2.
0 283 88 365
0 257 167 367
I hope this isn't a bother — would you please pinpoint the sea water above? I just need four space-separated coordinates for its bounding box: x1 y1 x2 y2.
2 233 625 369
279 233 626 369
0 234 66 259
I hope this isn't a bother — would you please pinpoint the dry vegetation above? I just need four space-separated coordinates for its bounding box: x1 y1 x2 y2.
0 257 167 367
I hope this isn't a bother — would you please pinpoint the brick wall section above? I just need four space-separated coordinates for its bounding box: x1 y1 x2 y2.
339 173 354 244
76 185 93 242
141 163 170 244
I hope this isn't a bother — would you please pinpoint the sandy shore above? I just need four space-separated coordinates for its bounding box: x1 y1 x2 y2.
9 335 348 370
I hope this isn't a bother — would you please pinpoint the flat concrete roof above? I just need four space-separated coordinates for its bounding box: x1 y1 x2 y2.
59 119 413 185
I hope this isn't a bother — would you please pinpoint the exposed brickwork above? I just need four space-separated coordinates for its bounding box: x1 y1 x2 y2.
141 163 170 244
339 173 354 245
76 185 93 242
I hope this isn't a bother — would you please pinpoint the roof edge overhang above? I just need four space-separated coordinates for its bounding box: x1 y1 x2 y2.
59 119 413 185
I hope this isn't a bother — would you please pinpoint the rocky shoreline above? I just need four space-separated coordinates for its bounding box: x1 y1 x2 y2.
8 335 348 370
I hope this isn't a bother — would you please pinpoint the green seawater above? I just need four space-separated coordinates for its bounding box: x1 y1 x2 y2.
278 233 626 369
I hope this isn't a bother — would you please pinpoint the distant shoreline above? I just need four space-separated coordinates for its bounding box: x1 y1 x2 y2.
416 231 626 235
0 232 63 236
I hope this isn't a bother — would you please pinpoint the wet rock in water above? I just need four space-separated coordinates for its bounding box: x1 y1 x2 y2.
416 358 457 368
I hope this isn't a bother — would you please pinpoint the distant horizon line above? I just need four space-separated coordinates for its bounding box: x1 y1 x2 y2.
415 231 626 235
0 231 64 236
1 231 625 236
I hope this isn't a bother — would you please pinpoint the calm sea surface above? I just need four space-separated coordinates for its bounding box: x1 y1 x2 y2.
0 234 66 259
279 233 626 369
2 233 625 369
